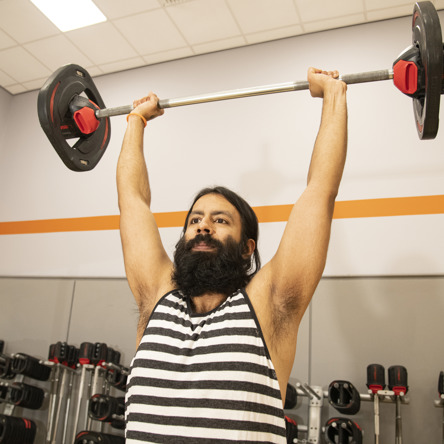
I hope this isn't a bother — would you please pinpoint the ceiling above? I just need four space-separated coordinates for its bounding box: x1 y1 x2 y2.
0 0 443 96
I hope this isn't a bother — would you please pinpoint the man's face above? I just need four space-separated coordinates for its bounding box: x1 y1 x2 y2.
172 193 255 298
184 193 243 248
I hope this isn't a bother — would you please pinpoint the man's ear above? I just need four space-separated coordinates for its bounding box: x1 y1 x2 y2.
242 239 256 259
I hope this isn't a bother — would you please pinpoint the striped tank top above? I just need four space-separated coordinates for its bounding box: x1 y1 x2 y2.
125 288 286 443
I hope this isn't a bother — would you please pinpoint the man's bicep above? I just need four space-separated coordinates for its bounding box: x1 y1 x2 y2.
119 200 173 306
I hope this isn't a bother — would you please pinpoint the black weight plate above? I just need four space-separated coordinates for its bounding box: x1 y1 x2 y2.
412 1 443 139
325 417 363 444
328 380 361 415
284 383 297 409
38 64 110 171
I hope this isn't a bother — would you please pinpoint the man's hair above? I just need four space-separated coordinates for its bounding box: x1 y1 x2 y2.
182 186 261 277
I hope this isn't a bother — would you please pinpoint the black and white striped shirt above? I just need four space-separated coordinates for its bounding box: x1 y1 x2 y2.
125 288 286 443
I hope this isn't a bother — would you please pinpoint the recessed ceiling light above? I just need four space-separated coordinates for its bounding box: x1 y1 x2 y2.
30 0 107 32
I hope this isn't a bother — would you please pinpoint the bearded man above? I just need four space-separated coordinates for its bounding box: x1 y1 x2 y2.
117 68 348 444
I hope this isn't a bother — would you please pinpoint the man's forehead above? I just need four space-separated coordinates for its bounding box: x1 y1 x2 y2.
191 194 240 219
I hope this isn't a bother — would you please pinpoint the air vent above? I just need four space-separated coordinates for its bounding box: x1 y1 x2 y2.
159 0 194 6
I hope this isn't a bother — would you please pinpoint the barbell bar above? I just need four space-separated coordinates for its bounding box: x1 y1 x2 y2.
37 1 443 172
95 69 394 118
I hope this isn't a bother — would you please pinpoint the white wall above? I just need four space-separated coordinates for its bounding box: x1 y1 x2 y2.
0 13 443 277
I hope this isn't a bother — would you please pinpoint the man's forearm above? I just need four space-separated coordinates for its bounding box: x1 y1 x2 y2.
307 83 348 197
117 117 151 208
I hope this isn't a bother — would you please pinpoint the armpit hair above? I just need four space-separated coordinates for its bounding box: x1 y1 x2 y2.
269 281 305 345
137 308 151 336
134 286 154 338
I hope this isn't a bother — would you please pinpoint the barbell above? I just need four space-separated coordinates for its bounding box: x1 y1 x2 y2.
37 1 443 172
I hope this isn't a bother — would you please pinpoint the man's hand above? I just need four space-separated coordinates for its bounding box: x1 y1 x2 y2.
132 92 165 121
307 68 346 98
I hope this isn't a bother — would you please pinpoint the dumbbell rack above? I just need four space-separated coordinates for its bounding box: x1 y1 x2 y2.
71 363 127 441
0 352 51 443
290 382 325 443
0 341 128 444
45 341 128 444
325 365 410 444
287 370 410 444
288 381 362 444
290 383 365 444
45 360 76 443
44 362 128 444
326 386 409 444
361 389 409 442
287 381 350 443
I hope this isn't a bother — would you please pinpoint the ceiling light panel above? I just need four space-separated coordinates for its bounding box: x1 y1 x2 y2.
30 0 107 32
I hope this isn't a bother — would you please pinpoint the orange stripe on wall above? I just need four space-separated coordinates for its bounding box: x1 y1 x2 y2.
333 195 444 218
0 216 120 235
0 195 443 235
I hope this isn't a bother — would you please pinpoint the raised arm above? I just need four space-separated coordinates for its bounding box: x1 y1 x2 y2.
265 68 348 322
306 68 348 193
117 93 173 313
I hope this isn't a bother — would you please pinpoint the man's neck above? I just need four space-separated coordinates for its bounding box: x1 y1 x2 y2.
190 292 228 314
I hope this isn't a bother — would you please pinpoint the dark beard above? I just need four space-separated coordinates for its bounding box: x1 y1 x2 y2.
172 233 251 298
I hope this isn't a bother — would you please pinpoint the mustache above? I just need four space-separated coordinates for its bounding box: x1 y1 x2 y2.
185 234 223 251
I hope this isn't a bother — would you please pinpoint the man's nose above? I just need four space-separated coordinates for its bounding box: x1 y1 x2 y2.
197 219 212 234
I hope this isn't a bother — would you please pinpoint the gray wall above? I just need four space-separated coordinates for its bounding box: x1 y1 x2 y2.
1 276 443 443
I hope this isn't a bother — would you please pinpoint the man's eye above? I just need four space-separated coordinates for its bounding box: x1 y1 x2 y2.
190 218 200 224
215 218 227 224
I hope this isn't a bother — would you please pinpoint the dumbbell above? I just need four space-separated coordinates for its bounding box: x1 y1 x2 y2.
328 380 361 415
284 383 298 410
285 416 298 444
89 343 112 398
0 384 8 403
105 364 128 392
324 417 363 444
50 342 79 368
11 353 51 381
74 431 125 444
88 394 125 429
88 343 116 431
367 364 386 444
0 355 14 380
388 365 408 444
8 382 45 410
0 414 36 444
91 344 122 399
90 342 109 367
106 348 121 366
